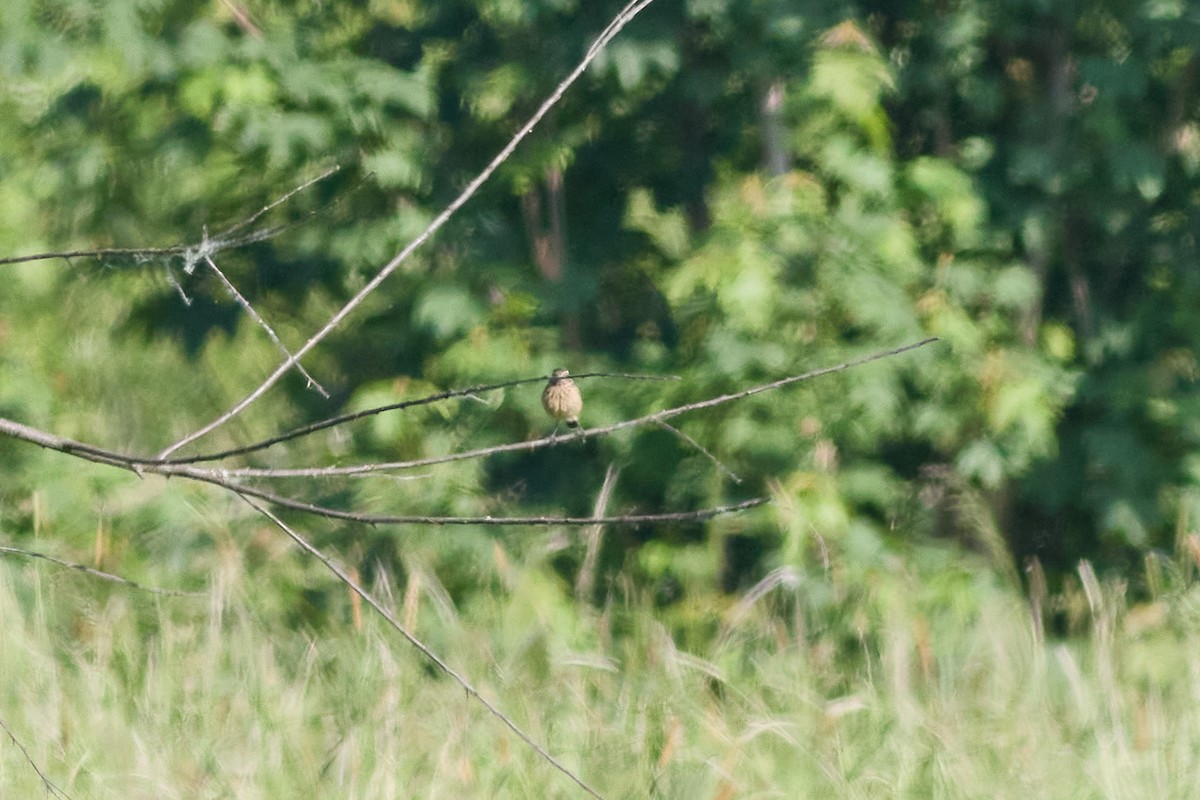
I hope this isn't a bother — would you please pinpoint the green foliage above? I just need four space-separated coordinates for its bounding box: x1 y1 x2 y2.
877 0 1200 571
1 0 1199 645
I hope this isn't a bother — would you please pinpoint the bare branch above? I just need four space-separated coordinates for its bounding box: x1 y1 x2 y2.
0 165 342 268
218 0 263 40
0 716 73 800
654 419 741 483
571 371 681 382
210 164 340 242
0 244 191 267
0 414 769 527
0 416 135 470
179 472 770 527
156 0 659 459
236 494 607 800
204 254 329 398
0 545 206 597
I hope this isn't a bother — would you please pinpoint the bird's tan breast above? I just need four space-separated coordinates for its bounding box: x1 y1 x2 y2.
542 380 582 422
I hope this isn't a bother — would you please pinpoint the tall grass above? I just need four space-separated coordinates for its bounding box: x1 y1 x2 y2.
3 536 1200 798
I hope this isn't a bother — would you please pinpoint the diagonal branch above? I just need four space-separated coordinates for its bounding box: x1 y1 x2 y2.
155 0 658 459
237 494 607 800
161 370 677 466
653 419 741 483
0 545 207 597
0 716 73 800
209 164 341 243
204 254 329 398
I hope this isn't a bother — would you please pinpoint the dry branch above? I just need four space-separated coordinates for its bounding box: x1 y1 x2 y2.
204 254 328 398
0 716 72 800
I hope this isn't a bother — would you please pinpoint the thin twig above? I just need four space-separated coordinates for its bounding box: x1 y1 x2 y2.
0 545 206 597
570 371 680 381
182 472 769 527
204 254 329 398
236 494 607 800
219 0 263 39
653 419 741 483
0 244 190 267
0 165 342 268
156 0 659 459
0 716 72 800
210 165 339 241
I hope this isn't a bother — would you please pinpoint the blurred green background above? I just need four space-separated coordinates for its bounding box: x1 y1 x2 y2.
3 1 1200 796
3 0 1197 597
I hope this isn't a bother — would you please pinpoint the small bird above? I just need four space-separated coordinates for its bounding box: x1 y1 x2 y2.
542 367 583 435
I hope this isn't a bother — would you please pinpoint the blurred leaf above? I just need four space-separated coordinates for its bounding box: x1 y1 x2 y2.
414 285 485 341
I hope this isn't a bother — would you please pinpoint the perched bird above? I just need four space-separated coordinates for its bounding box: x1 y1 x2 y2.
542 367 583 434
